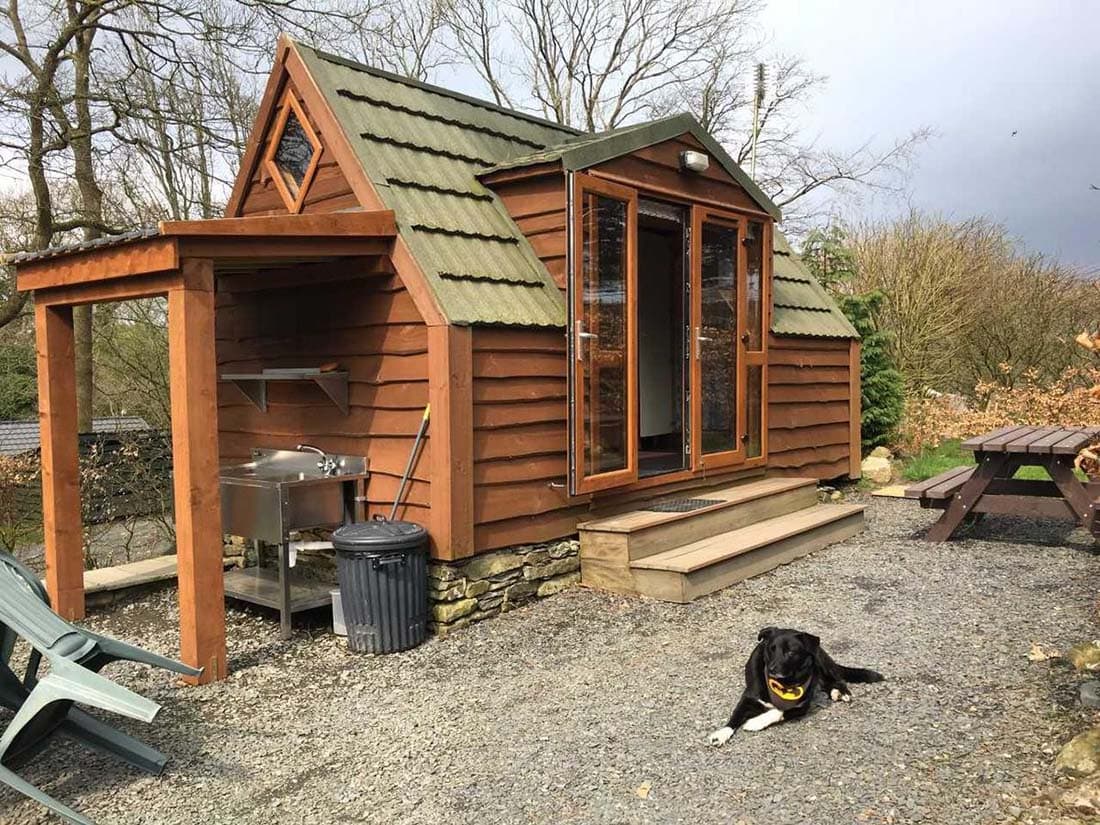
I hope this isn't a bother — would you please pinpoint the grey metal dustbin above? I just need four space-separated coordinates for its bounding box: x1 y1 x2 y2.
332 520 429 654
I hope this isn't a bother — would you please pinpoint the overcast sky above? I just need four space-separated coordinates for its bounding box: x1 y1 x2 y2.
760 0 1100 270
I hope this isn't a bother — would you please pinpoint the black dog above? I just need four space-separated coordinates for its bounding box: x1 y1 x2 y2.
709 626 884 746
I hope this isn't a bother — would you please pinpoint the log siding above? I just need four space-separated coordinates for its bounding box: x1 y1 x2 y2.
767 334 856 480
215 271 432 524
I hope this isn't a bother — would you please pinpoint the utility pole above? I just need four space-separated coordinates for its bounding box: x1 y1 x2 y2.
750 63 766 180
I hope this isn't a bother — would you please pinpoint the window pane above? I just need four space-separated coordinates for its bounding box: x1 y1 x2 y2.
581 192 629 476
746 221 764 351
273 110 316 190
700 222 738 454
746 364 763 458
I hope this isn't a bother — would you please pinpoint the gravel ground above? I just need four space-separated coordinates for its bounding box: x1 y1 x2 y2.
3 497 1099 825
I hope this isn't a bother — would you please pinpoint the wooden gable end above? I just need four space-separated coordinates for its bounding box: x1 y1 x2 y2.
228 54 360 218
487 131 770 295
590 132 763 215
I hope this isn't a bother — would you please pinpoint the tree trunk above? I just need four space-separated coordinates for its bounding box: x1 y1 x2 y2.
70 17 105 431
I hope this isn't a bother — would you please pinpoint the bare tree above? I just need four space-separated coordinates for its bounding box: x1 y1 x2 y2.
446 0 927 225
0 191 35 327
357 0 452 80
665 53 929 230
0 0 395 427
448 0 759 131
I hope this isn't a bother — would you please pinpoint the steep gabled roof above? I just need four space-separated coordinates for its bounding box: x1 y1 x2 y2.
296 43 573 327
481 113 781 221
291 41 854 338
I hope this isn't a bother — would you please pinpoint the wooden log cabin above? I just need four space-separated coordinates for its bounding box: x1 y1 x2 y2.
201 37 865 608
12 33 869 671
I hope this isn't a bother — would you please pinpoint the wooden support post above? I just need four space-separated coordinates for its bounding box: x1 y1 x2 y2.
427 324 474 560
848 339 861 480
35 302 85 620
168 259 227 684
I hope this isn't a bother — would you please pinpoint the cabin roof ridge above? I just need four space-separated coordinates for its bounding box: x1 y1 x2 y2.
294 40 582 139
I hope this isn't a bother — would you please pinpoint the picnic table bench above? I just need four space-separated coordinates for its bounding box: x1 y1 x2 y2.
904 425 1100 541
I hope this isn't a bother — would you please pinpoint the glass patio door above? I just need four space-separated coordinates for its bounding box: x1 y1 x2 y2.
691 209 743 469
571 174 638 494
690 207 768 471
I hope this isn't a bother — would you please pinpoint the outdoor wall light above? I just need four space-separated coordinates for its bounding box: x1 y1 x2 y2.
679 150 710 173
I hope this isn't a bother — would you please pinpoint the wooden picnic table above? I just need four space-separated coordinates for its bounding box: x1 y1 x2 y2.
904 425 1100 541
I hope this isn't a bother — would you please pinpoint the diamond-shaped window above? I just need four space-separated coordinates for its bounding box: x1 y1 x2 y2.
274 111 315 188
263 94 322 213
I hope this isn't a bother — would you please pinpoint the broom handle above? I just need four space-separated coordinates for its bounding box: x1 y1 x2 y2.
389 404 430 521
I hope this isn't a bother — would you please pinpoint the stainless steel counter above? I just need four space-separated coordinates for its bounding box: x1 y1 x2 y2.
220 448 368 638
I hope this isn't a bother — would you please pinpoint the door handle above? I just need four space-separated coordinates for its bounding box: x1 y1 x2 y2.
695 326 713 359
576 322 597 360
741 332 750 344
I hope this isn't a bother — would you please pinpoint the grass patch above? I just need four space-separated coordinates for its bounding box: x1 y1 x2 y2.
900 438 1083 483
901 439 974 482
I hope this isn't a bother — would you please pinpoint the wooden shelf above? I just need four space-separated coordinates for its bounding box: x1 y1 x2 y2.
220 368 349 415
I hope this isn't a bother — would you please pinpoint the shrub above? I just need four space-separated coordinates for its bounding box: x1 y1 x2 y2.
840 291 905 451
898 365 1100 455
846 210 1100 394
0 453 40 552
79 432 174 569
802 225 905 452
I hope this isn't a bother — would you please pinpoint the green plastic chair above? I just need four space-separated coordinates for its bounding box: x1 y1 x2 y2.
0 550 202 825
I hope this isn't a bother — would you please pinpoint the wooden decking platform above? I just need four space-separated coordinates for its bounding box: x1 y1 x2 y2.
579 477 865 603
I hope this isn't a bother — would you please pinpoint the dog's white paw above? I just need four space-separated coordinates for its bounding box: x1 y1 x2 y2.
829 688 852 703
708 726 735 747
741 708 784 732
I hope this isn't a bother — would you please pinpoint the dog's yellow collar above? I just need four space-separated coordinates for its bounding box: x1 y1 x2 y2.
767 676 805 702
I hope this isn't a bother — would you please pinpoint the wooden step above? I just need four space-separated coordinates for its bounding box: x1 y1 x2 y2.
627 504 865 603
578 477 818 565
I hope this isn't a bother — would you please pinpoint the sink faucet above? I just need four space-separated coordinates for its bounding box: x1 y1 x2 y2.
296 444 338 477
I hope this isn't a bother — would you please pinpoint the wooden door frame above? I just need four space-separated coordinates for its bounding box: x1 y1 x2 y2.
741 218 770 470
570 172 639 495
690 205 746 471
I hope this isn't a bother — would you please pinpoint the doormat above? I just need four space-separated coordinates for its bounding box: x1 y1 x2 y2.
645 498 724 513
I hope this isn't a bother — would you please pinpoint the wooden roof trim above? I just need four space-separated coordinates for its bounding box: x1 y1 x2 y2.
225 36 293 217
159 211 397 238
16 212 398 293
477 160 563 187
17 236 179 293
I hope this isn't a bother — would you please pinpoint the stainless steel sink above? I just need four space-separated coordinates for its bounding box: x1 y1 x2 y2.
220 449 369 543
219 448 369 639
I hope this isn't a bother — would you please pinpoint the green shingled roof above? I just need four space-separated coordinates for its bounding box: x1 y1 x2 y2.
296 42 855 338
297 44 574 327
482 113 781 221
772 233 859 338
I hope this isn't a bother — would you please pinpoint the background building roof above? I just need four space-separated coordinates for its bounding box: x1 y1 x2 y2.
0 417 152 457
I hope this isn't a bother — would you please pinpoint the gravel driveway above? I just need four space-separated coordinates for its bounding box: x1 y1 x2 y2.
2 497 1098 825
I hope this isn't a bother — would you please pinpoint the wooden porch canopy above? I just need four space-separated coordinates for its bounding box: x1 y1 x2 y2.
12 210 397 684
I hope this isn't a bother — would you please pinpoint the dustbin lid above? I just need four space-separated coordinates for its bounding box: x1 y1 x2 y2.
332 519 428 552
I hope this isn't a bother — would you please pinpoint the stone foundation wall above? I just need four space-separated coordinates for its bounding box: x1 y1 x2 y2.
224 533 582 638
429 539 581 635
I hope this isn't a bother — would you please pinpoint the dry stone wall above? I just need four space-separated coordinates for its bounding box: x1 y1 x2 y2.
428 539 581 635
